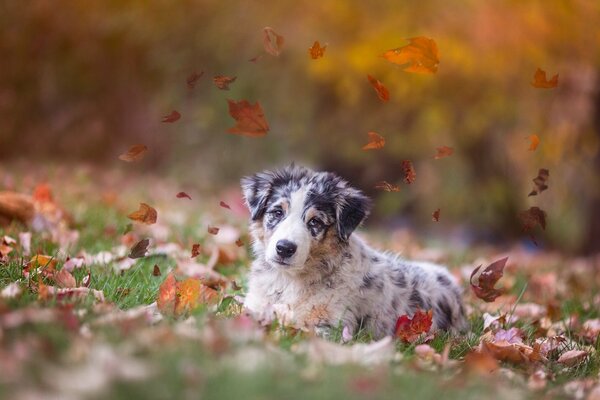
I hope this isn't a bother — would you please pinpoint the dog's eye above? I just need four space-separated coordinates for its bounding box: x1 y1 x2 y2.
269 209 284 219
308 218 323 229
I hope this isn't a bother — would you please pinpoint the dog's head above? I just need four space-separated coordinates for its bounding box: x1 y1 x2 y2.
241 165 371 272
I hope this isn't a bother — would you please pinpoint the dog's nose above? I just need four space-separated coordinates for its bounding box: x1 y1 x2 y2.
276 240 297 258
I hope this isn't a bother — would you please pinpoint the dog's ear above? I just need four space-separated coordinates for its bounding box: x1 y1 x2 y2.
241 171 273 220
336 187 371 241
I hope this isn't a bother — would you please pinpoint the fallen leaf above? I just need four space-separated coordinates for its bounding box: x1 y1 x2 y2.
176 192 192 200
27 255 58 277
213 75 237 90
367 75 390 102
208 226 219 235
401 160 416 184
191 243 201 258
434 146 454 159
494 327 523 344
127 203 157 225
362 131 385 150
33 183 53 203
531 68 558 88
119 144 148 162
161 110 181 123
394 309 433 343
1 282 22 299
463 350 499 375
0 243 12 257
187 71 204 89
470 257 508 302
557 349 588 366
519 207 547 232
308 41 326 59
528 169 549 197
235 238 244 247
381 37 440 74
156 273 177 316
263 27 284 56
152 264 161 276
481 340 540 364
374 181 400 192
528 134 540 151
157 273 219 317
432 209 440 222
219 201 231 209
54 269 76 288
226 99 270 137
128 238 150 259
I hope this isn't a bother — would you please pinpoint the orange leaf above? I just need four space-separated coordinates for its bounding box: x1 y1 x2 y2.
374 181 400 192
382 37 440 74
176 192 192 200
263 27 284 56
208 226 219 235
161 110 181 123
213 75 237 90
470 257 508 302
219 201 231 209
28 255 57 277
434 146 454 159
531 68 558 88
367 75 390 102
157 273 177 317
127 203 157 224
226 99 270 137
432 208 440 222
394 309 433 342
362 131 385 150
119 144 148 162
308 41 326 59
33 183 53 203
528 134 540 151
187 71 204 89
174 278 201 315
157 274 219 317
401 160 416 184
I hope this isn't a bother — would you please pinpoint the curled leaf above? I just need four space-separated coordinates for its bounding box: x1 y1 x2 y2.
119 144 148 162
161 110 181 123
367 75 390 103
129 238 150 259
176 192 192 200
382 37 440 74
528 169 549 197
401 160 416 184
362 132 385 150
263 27 284 56
213 75 237 90
470 257 508 302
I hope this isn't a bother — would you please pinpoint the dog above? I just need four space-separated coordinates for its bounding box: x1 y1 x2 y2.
241 165 468 339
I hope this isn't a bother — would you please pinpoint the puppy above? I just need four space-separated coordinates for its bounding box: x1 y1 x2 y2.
241 165 467 339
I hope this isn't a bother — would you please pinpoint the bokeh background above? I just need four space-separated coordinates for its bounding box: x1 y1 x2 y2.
1 0 599 254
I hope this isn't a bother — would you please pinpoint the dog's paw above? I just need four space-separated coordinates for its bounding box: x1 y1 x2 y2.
314 323 334 339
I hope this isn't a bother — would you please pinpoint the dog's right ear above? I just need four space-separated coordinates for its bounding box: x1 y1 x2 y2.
241 172 273 220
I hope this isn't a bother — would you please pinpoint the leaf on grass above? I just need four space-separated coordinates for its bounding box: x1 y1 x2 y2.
127 203 157 224
557 349 588 366
401 160 416 184
157 273 219 317
528 169 549 197
54 269 76 288
481 340 543 364
219 201 231 209
381 37 440 74
161 110 181 123
464 350 499 375
213 75 237 90
519 207 547 232
152 264 161 276
367 75 390 102
434 146 454 159
187 71 204 89
531 68 558 88
119 144 148 162
235 238 244 247
362 131 385 150
394 309 433 343
263 27 284 56
27 255 57 278
432 208 440 222
374 181 400 192
227 99 270 137
308 41 326 59
191 243 201 258
156 273 177 315
129 238 150 259
208 226 219 235
470 257 508 302
176 192 192 200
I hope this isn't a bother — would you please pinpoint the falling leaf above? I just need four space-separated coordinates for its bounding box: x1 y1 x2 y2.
33 183 53 203
432 209 440 222
308 41 326 59
127 203 157 225
191 243 201 258
219 201 231 209
248 54 263 63
362 131 385 150
176 192 192 200
54 269 76 288
394 309 433 343
434 146 454 159
152 264 161 276
208 226 219 235
119 144 148 162
226 99 270 137
366 75 390 102
213 75 237 90
470 257 508 302
235 238 244 247
129 238 150 259
263 27 284 56
374 181 400 192
161 110 181 123
519 207 547 232
401 160 416 184
381 37 440 74
531 68 558 88
122 223 133 235
187 71 204 89
528 134 540 151
528 169 549 197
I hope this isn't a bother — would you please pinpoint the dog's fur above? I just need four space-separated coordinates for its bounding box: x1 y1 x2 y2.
241 165 467 339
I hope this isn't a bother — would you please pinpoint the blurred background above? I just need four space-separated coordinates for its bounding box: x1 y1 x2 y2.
1 0 599 254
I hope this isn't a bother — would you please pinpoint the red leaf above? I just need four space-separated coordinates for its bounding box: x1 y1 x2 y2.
367 75 390 102
263 27 284 56
434 146 454 159
176 192 192 200
401 160 416 184
191 243 201 258
227 99 270 137
219 201 231 210
213 75 237 90
187 71 204 89
161 110 181 123
308 41 326 59
470 257 508 302
394 309 433 342
432 208 440 222
362 132 385 150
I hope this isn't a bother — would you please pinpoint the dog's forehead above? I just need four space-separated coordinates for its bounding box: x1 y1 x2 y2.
268 171 344 214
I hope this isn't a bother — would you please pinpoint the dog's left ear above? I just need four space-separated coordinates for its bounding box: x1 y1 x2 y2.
241 171 274 220
336 188 371 241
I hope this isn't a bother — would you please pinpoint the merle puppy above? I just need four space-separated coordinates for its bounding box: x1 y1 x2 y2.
241 165 467 339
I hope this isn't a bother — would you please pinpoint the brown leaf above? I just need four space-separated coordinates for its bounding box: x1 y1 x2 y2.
219 201 231 209
248 54 263 63
161 110 181 123
519 207 547 232
208 226 219 235
119 144 148 162
129 238 150 259
235 238 244 247
227 99 270 137
176 192 192 200
463 350 499 375
308 41 326 59
127 203 157 225
528 169 549 197
191 243 201 258
54 269 76 288
432 209 440 222
374 181 400 192
187 71 204 89
434 146 454 159
531 68 558 88
557 349 588 366
362 131 385 150
401 160 416 184
528 134 540 151
0 191 35 224
381 37 440 74
213 75 237 90
367 75 390 102
152 264 161 276
470 257 508 302
263 27 284 56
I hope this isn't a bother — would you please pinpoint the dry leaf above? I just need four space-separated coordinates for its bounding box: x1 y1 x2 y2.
394 309 433 343
557 349 588 366
129 238 150 259
161 110 181 123
191 243 201 258
470 257 508 302
54 269 76 288
308 41 326 59
187 71 204 89
208 226 219 235
528 134 540 151
249 54 263 63
463 350 499 375
381 37 440 74
374 181 400 192
434 146 454 159
531 68 558 88
401 160 416 184
119 144 148 162
519 207 547 232
127 203 157 225
432 209 440 222
362 131 385 150
157 273 219 317
367 75 390 102
263 27 284 56
227 99 270 137
213 75 237 90
219 201 231 209
176 192 192 200
528 169 549 197
235 238 244 247
152 264 161 276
